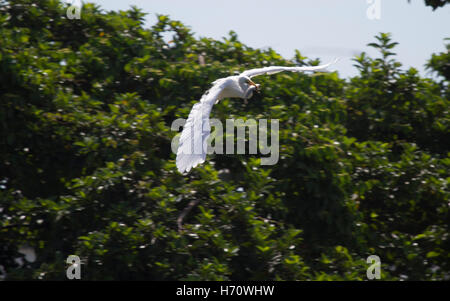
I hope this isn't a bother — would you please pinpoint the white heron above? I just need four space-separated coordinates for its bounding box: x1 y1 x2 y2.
176 60 337 173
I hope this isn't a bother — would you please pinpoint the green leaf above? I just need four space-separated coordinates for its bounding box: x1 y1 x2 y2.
426 251 440 258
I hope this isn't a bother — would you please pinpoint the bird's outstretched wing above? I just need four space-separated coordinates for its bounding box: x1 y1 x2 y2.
240 59 338 78
176 80 226 173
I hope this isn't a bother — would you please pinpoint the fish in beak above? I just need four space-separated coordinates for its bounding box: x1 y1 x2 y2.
244 83 260 99
249 79 260 93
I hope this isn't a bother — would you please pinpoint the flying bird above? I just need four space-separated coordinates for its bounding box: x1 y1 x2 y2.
176 60 337 173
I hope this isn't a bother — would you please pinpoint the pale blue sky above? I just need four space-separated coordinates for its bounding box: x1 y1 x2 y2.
88 0 449 78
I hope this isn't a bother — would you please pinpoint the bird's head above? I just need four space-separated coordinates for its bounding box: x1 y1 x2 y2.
239 76 260 99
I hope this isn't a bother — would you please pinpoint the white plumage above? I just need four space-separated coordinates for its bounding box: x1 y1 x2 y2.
176 60 337 173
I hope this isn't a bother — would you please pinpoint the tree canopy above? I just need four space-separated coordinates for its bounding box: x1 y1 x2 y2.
420 0 450 10
0 0 448 280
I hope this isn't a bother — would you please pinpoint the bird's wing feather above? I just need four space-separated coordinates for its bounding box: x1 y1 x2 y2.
176 81 226 173
241 59 338 78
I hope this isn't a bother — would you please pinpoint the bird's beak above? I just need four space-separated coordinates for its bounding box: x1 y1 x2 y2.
249 80 260 92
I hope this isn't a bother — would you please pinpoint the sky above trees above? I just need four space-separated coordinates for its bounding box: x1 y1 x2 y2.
89 0 450 78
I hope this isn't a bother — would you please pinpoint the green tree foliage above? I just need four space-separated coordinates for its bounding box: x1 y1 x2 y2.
423 0 450 9
0 1 449 280
427 38 450 81
408 0 450 10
